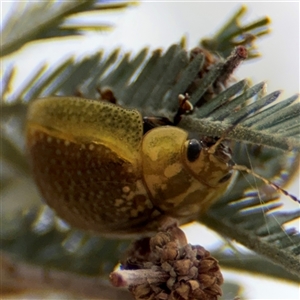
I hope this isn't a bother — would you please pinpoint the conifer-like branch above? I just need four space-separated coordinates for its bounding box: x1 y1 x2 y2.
1 4 299 298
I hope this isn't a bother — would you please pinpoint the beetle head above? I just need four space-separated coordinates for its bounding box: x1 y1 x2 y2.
182 136 234 188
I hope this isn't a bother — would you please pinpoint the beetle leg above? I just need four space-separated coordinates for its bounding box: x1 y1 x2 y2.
173 93 194 125
74 88 84 97
97 86 117 104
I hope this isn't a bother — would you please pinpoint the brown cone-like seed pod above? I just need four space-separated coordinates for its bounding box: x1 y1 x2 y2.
110 219 223 300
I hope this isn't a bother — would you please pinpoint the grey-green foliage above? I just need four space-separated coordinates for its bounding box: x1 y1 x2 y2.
201 5 271 59
1 1 300 297
1 0 136 57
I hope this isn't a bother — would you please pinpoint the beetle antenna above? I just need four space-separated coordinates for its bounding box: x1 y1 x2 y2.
208 126 299 204
208 107 252 155
233 164 300 204
208 123 237 154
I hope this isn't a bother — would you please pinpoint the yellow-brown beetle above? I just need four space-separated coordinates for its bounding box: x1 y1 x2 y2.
26 96 235 236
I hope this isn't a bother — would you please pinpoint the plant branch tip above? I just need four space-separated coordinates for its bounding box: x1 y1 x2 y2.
110 269 169 288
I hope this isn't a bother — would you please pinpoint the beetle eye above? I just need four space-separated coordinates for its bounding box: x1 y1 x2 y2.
187 139 202 162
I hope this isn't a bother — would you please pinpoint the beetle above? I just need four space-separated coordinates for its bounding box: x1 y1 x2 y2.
26 96 235 236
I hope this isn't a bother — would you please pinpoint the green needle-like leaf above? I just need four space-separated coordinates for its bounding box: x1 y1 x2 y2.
1 1 135 57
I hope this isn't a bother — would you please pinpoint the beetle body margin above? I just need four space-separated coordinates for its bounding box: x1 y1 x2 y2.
26 97 233 236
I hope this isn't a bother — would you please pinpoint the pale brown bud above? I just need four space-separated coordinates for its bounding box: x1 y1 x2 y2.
173 259 193 276
160 241 179 261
